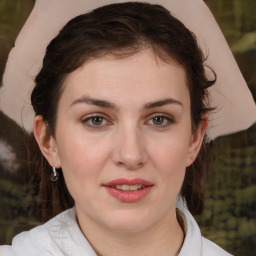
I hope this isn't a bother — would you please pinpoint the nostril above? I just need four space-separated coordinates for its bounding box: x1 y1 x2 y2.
112 130 148 169
116 159 144 170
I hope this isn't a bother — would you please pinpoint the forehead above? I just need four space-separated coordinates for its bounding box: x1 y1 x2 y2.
61 49 190 108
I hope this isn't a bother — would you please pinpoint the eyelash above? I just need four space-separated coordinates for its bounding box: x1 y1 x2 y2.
82 114 110 129
146 114 174 127
81 114 174 129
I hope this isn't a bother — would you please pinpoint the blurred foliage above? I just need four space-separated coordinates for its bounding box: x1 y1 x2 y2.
0 0 34 82
198 1 256 255
204 0 256 36
0 110 41 243
204 0 256 102
197 125 256 255
0 1 255 256
0 0 39 244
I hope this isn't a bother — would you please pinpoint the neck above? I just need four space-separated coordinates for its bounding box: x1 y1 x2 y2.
76 207 184 256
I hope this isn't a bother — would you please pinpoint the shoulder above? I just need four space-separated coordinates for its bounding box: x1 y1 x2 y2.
201 238 233 256
177 200 233 256
0 208 90 256
0 224 54 256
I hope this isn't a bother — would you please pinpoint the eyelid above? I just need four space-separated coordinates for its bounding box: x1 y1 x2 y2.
81 113 112 129
145 113 175 126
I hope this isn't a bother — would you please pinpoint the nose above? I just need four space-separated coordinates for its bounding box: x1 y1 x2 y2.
112 125 148 170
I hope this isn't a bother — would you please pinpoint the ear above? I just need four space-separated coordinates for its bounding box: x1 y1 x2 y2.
33 115 61 168
186 115 208 167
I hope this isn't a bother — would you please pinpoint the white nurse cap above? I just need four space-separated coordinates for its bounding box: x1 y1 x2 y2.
0 0 255 140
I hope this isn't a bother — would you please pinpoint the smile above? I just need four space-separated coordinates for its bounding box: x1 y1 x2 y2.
103 178 153 202
111 184 144 191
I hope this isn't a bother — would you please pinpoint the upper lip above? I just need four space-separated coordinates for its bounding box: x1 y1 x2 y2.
103 178 153 187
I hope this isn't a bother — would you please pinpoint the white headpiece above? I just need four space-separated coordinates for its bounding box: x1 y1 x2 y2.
0 0 255 139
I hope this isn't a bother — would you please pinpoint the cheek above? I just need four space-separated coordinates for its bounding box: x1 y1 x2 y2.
149 135 190 189
55 135 111 191
57 129 110 165
151 133 190 168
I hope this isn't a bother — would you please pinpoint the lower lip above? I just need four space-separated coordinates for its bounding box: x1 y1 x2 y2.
104 186 153 203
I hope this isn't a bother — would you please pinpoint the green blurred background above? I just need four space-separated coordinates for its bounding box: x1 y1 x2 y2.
0 1 255 255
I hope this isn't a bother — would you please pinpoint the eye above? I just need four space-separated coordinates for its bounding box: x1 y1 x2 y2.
147 115 173 127
152 116 166 125
82 115 109 128
90 116 105 125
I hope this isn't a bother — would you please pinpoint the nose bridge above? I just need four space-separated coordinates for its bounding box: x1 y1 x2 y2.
113 120 147 170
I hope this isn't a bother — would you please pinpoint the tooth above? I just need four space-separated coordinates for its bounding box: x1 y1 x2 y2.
129 185 138 191
122 185 130 191
113 184 145 191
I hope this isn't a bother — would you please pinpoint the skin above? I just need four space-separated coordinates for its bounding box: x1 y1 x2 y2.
34 48 207 256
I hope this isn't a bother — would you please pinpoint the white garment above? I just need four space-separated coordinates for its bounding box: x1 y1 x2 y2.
0 204 232 256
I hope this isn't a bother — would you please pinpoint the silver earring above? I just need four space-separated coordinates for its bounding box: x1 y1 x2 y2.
50 166 59 181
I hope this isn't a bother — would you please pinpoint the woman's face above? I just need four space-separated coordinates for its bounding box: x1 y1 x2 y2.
40 49 205 233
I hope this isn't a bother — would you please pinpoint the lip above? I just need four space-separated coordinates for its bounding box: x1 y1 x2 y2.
103 178 153 187
103 178 153 203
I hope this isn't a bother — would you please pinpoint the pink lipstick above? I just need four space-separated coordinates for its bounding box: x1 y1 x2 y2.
103 178 153 203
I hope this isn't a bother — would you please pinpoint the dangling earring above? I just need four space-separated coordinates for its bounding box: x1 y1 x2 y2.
50 166 59 181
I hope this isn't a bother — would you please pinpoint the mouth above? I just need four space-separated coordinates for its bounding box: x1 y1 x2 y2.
110 184 145 191
103 178 153 202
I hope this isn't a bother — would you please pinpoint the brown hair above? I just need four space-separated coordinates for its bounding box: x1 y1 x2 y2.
31 2 215 221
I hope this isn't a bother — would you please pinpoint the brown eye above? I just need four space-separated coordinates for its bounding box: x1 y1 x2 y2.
82 115 108 128
147 115 173 127
153 116 165 125
91 116 104 125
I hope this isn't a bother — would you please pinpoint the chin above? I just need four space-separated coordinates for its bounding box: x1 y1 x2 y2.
98 208 157 234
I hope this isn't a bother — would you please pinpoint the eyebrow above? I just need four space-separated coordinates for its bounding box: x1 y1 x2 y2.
143 98 183 109
70 97 183 109
70 97 116 109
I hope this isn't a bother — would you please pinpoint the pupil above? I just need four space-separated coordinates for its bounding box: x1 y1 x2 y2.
92 117 103 125
153 117 163 125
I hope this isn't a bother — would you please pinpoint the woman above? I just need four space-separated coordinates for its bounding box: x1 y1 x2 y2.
0 2 232 255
